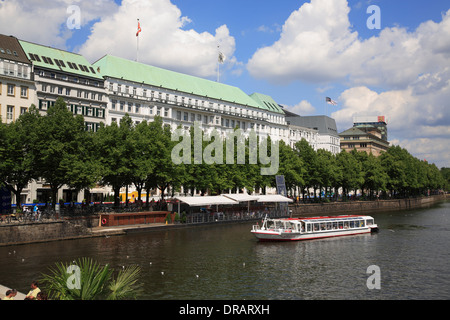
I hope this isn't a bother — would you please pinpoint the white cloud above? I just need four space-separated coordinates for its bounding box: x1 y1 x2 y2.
285 100 316 116
247 0 450 167
247 0 450 90
0 0 119 48
247 0 359 84
331 81 450 168
78 0 236 79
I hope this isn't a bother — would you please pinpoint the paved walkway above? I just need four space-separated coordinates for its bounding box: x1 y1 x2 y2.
0 284 26 300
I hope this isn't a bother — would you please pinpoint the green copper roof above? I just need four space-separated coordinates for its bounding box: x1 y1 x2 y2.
19 40 103 80
249 92 285 114
93 55 263 110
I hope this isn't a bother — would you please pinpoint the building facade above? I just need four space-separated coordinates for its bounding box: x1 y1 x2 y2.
285 111 340 155
17 40 107 204
339 126 389 156
19 40 107 131
1 34 346 205
93 55 289 143
0 35 35 123
353 116 388 141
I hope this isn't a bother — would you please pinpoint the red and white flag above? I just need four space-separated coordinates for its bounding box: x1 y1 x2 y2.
136 19 142 37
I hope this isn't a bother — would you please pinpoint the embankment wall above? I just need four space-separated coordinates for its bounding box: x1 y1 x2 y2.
290 194 447 217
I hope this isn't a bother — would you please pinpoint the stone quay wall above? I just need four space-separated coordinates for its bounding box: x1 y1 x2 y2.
290 194 448 217
0 217 99 247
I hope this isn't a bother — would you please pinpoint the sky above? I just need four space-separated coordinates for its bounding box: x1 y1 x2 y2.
1 0 449 168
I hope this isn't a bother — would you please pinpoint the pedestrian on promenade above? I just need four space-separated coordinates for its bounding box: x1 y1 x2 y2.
2 289 17 300
24 281 40 300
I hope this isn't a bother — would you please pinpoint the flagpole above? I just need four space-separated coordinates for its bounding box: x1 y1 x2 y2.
217 46 220 83
136 19 140 62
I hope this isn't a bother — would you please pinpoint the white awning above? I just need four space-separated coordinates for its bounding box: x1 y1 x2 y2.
221 193 260 202
255 195 293 203
175 196 239 207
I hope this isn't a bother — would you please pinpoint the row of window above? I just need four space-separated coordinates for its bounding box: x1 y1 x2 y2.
345 143 368 148
0 82 29 98
38 100 105 119
41 83 103 101
37 69 101 87
110 82 285 124
1 60 30 79
29 53 98 76
0 104 28 121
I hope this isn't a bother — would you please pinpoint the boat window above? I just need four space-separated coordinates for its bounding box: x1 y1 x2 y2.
307 223 311 232
366 219 373 226
333 222 338 229
314 223 319 231
339 221 343 229
350 220 355 228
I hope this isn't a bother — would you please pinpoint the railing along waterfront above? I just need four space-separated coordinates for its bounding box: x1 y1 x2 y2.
184 209 288 225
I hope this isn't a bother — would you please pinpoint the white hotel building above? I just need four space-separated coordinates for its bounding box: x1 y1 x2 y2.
93 55 290 143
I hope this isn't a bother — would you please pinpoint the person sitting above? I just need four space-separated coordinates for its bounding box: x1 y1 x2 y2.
2 289 17 300
24 281 41 300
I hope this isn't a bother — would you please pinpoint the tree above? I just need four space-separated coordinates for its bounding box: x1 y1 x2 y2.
278 140 304 197
40 257 142 300
0 106 41 208
337 150 363 200
95 115 135 207
33 98 95 208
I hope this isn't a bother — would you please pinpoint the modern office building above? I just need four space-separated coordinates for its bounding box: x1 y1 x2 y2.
0 34 35 123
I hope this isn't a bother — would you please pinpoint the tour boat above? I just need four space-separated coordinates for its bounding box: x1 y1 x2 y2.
251 215 378 241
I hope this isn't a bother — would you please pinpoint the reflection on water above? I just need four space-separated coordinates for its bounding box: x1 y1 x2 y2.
0 202 449 300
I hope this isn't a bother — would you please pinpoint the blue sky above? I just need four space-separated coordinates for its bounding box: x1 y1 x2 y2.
1 0 449 167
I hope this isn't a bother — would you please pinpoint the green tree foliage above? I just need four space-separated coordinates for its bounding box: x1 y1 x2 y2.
33 98 97 208
0 106 41 208
1 101 445 204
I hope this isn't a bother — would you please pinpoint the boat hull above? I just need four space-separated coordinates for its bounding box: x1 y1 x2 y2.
252 227 373 242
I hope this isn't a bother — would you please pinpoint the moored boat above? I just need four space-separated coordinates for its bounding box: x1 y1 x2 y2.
251 215 378 241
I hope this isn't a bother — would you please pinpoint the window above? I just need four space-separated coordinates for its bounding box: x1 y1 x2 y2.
7 84 15 96
7 105 14 120
120 101 124 111
20 107 27 115
20 86 28 98
111 100 117 110
135 104 140 114
360 143 367 148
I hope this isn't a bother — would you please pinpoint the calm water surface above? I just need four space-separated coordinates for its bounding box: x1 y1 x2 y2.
1 201 449 300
